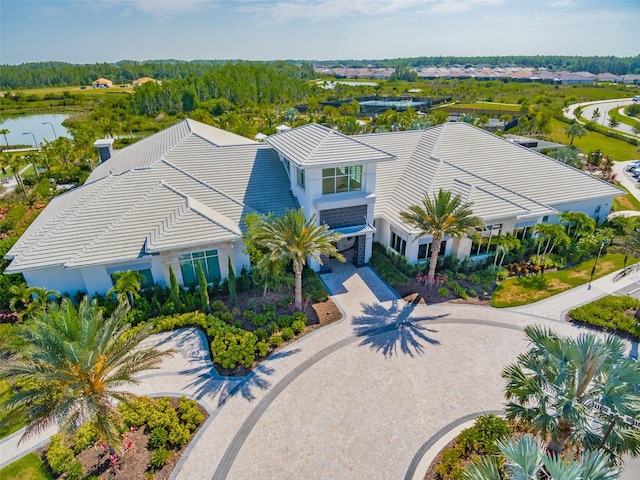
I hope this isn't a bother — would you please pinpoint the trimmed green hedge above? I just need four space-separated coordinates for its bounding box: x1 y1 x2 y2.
568 295 640 338
369 243 411 285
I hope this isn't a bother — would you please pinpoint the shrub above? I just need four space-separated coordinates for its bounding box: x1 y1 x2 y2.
210 330 260 369
277 314 293 328
211 300 226 312
73 422 98 453
254 328 267 341
177 397 204 431
250 313 267 327
270 334 283 347
150 447 171 469
168 423 191 446
120 398 155 428
438 287 449 297
148 427 168 450
242 310 255 321
302 267 329 301
291 319 306 334
46 434 74 475
281 327 294 341
267 321 279 335
66 461 84 480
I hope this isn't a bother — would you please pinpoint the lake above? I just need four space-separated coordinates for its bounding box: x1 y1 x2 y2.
0 114 72 147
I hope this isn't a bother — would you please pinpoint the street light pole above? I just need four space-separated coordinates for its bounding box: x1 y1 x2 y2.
22 132 38 148
589 239 607 285
42 122 57 139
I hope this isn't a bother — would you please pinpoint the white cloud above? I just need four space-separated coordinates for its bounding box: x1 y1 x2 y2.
76 0 214 18
545 0 575 8
237 0 506 22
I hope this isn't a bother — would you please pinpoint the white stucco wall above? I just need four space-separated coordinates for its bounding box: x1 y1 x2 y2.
22 267 86 296
546 196 616 225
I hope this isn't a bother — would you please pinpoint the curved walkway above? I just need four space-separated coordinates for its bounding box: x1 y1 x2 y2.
1 262 638 478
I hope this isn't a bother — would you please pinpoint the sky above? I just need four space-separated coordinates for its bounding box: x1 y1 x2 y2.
1 0 639 65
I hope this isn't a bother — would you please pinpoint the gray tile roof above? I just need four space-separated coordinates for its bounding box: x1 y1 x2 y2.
360 122 621 232
5 119 298 273
265 123 395 167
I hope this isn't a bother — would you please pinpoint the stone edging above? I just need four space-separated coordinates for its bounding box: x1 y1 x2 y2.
404 409 503 480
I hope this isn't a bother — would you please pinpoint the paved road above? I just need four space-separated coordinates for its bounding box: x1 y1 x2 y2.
566 98 639 137
1 261 639 479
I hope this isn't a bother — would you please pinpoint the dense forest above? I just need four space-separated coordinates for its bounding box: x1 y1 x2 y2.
1 56 639 90
0 60 316 89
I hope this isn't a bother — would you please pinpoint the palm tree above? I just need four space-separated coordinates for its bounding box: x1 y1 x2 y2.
492 235 521 268
559 211 596 240
565 121 587 146
0 128 9 147
400 189 482 284
533 223 570 264
3 153 26 197
502 325 640 459
464 435 620 480
22 286 60 320
108 270 145 308
253 208 344 310
0 297 171 447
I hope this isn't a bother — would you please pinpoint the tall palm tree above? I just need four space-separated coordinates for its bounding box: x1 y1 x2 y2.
108 270 145 308
400 189 482 284
0 297 171 447
253 208 343 310
502 326 640 459
0 128 9 147
2 153 26 197
565 121 587 146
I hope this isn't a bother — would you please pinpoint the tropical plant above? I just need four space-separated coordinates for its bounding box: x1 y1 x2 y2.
546 146 583 169
252 208 343 309
197 263 210 312
559 211 596 240
565 121 587 146
502 325 640 460
400 189 482 283
632 122 640 137
493 235 521 268
0 297 172 447
2 153 26 197
464 434 620 480
608 115 620 129
591 108 601 124
107 270 144 308
533 223 571 264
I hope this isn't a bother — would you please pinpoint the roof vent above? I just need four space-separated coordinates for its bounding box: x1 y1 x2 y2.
93 138 115 163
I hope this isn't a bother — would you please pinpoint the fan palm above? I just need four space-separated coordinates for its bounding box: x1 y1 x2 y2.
464 435 620 480
253 208 343 310
400 189 482 283
0 297 171 447
502 326 640 460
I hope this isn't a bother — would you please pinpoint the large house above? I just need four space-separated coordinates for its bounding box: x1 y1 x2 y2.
4 119 621 295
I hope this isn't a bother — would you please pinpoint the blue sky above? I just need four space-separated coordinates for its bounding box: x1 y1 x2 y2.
1 0 639 65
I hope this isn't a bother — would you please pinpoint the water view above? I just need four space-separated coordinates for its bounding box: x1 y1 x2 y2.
0 113 71 146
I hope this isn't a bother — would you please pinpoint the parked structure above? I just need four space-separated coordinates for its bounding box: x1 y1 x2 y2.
5 119 621 295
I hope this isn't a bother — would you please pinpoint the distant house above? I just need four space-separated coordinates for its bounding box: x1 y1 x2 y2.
133 77 159 87
92 78 113 88
5 119 621 296
554 71 595 85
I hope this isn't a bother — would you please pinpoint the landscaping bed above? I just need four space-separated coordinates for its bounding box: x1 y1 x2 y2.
36 396 208 480
567 295 640 341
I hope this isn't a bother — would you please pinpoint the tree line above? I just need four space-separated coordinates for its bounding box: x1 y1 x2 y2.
318 55 640 75
0 60 316 90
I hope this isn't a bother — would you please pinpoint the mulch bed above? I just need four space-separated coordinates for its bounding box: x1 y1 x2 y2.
38 398 209 480
393 279 494 307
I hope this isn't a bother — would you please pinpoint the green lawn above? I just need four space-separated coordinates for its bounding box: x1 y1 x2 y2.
0 453 52 480
607 108 640 129
492 253 637 308
0 378 25 440
612 185 640 211
548 118 639 161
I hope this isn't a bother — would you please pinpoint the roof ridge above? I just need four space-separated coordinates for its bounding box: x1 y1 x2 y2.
317 123 396 160
161 158 250 211
65 181 169 268
146 201 189 251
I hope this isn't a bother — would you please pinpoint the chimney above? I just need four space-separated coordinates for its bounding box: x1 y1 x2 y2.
93 138 114 163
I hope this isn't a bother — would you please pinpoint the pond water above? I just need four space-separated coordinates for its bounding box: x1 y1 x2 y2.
0 114 72 147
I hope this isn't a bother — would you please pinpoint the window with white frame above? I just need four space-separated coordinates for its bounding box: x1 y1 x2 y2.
322 165 362 194
178 250 221 285
470 224 502 256
296 167 305 189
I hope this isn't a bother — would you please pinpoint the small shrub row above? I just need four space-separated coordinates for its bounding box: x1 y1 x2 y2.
568 295 640 338
46 434 84 479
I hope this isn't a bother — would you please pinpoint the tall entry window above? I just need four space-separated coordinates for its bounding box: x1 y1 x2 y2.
470 224 502 256
179 250 221 285
322 165 362 194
